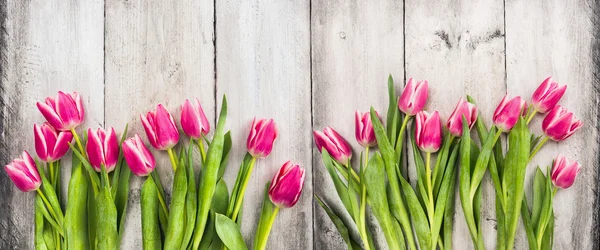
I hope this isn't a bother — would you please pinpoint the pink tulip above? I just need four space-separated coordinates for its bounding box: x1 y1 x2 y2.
415 111 442 153
493 95 526 132
551 155 580 189
5 151 41 192
446 98 478 137
532 76 567 114
355 111 377 147
141 104 180 150
181 98 210 139
36 91 85 131
34 123 73 162
268 161 305 208
86 127 119 173
542 105 583 141
314 127 352 165
398 78 428 116
122 134 156 177
247 118 278 158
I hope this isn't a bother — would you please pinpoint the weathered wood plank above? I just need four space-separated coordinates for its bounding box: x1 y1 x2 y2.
215 0 312 249
506 1 597 249
104 0 215 248
0 0 104 249
311 1 404 248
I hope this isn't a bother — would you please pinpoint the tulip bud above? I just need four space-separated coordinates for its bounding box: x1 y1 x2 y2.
551 155 580 189
446 98 478 137
493 95 526 132
36 91 85 131
4 151 41 192
268 161 305 208
181 98 210 139
398 78 428 116
355 111 377 147
314 127 352 165
247 118 278 158
34 123 73 162
123 134 156 177
86 127 119 173
415 111 442 153
542 105 583 141
532 76 567 114
141 104 180 150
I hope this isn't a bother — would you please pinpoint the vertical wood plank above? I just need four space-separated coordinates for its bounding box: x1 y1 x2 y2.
404 0 505 249
104 0 215 248
215 0 312 249
311 1 404 248
0 0 104 248
506 1 597 249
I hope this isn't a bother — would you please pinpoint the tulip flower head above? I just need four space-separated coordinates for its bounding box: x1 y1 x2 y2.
34 123 73 162
415 111 442 153
4 151 41 192
398 78 428 116
493 95 526 132
268 161 306 208
86 127 119 173
122 134 156 177
542 105 583 141
247 118 278 158
355 111 378 147
446 98 478 137
532 76 567 114
36 91 85 131
181 98 210 139
141 104 180 150
551 155 580 189
314 127 352 165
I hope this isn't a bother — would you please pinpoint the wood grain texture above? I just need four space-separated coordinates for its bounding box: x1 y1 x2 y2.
104 0 215 248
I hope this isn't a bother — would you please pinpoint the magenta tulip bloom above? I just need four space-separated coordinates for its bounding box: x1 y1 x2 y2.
542 105 583 141
36 91 85 131
141 104 180 150
247 118 278 158
268 161 305 208
415 111 442 153
181 98 210 139
86 127 119 173
355 111 377 147
398 78 428 116
34 123 73 162
551 155 580 189
314 127 352 165
446 98 478 137
493 95 526 132
5 151 41 192
532 76 567 114
122 134 156 177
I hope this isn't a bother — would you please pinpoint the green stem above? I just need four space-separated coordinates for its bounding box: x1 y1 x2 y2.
526 110 538 124
197 139 206 163
70 128 86 158
231 157 257 221
254 207 280 250
529 137 549 162
36 189 59 224
395 115 411 156
48 162 55 187
102 164 111 189
426 152 434 231
149 174 169 218
167 148 178 171
359 147 371 250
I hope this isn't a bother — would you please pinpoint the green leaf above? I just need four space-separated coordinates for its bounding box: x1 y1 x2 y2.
199 179 229 250
314 195 356 250
35 198 48 250
181 143 198 250
431 145 459 250
521 196 537 250
541 211 554 249
386 74 399 141
65 163 89 249
321 150 353 214
218 131 233 180
398 172 431 249
164 159 188 249
116 163 131 239
87 180 97 250
111 123 129 198
432 132 453 199
458 116 479 246
215 214 248 250
443 146 459 250
141 177 162 250
531 168 546 226
96 186 118 250
69 142 100 194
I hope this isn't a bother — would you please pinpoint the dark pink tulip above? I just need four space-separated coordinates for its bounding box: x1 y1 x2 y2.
86 127 119 173
551 155 580 189
181 98 210 139
36 91 85 131
314 127 352 165
140 104 180 150
532 76 567 114
268 161 305 208
122 134 156 177
542 105 583 141
415 111 442 153
493 95 526 132
446 98 478 137
398 78 428 116
5 151 41 192
34 123 73 162
247 118 278 158
355 111 377 147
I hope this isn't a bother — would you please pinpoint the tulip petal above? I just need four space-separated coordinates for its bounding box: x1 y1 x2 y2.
103 128 119 172
53 130 73 160
141 113 159 149
155 104 179 149
37 102 66 131
181 99 202 139
86 128 104 172
56 91 81 129
34 124 49 161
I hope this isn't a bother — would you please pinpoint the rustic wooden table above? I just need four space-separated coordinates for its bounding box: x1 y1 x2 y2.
0 0 597 249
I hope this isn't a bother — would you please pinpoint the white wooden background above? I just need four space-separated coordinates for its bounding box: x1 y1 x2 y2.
0 0 598 249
